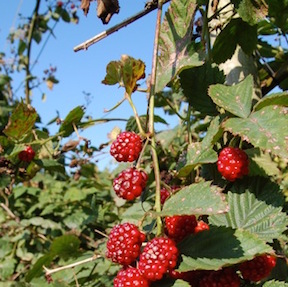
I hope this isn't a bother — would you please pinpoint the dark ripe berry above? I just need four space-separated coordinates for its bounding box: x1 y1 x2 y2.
138 237 179 281
165 215 197 242
113 168 148 200
160 188 170 204
217 147 249 182
239 254 276 282
18 146 35 163
57 1 63 7
194 220 210 234
106 223 146 265
199 268 241 287
110 131 142 162
114 267 150 287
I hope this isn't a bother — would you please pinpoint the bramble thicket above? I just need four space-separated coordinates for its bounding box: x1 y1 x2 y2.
0 0 288 286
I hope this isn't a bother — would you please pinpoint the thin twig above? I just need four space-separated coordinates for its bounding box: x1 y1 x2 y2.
73 0 171 52
43 254 101 276
0 203 20 222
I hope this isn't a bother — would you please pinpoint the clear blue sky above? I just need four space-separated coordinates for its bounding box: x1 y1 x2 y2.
0 1 177 168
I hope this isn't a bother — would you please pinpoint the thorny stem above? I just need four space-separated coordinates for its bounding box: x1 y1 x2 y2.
43 254 101 276
148 1 164 236
25 0 41 105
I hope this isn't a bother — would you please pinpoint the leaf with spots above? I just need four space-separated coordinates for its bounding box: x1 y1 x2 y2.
209 191 288 243
253 92 288 111
209 75 253 118
155 0 205 93
3 102 37 140
224 105 288 159
161 181 229 216
177 226 272 272
102 55 145 96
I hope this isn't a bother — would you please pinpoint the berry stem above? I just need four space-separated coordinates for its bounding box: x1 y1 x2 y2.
126 93 146 136
148 1 164 236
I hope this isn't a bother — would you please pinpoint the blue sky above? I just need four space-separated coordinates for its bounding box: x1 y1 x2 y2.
0 1 177 167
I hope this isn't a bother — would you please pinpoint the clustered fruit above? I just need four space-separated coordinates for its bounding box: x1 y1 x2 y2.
108 133 275 286
217 146 249 181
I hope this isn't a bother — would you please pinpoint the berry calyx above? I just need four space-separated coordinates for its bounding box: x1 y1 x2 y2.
106 223 145 265
194 220 210 234
114 267 150 287
165 215 197 242
18 146 35 163
199 268 241 287
138 237 179 281
239 254 277 282
110 131 143 162
113 168 148 200
217 147 249 181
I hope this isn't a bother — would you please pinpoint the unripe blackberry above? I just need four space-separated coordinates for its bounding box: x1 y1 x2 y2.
18 146 35 163
110 131 142 162
106 223 145 265
165 215 197 242
138 237 179 281
113 168 148 200
114 267 150 287
217 147 249 181
239 254 276 282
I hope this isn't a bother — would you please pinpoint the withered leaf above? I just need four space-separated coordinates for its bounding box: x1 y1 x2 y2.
81 0 93 16
97 0 120 24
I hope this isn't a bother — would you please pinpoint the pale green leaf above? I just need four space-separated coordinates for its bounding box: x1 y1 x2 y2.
253 92 288 111
209 75 253 118
224 105 288 158
263 280 288 287
161 181 229 216
155 0 204 92
177 226 272 271
209 191 288 242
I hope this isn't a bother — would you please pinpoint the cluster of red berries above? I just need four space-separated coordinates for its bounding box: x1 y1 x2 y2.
18 146 35 163
217 147 249 181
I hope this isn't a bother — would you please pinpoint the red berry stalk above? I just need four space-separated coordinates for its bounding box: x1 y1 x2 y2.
106 222 145 265
113 168 148 200
110 131 142 162
217 147 249 181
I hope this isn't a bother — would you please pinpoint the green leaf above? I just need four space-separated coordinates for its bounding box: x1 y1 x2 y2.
263 281 288 287
3 102 37 140
34 159 65 173
209 75 253 118
18 40 27 55
102 55 145 96
212 19 257 64
25 254 54 282
50 235 80 260
161 181 229 216
64 187 87 202
21 217 61 230
177 226 273 271
172 280 191 287
267 0 288 32
155 0 204 92
121 202 152 222
0 258 17 280
224 105 288 158
179 64 223 115
253 92 288 111
209 191 288 242
59 106 85 137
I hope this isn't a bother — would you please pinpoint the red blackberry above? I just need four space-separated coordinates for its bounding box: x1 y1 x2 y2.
114 267 150 287
138 237 179 281
199 268 241 287
106 223 145 265
217 147 249 181
113 168 148 200
239 254 276 282
169 269 209 285
160 188 170 204
18 146 35 163
194 220 210 234
110 131 142 162
165 215 197 242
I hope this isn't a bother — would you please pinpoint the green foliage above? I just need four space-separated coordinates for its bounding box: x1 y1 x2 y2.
1 0 288 286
